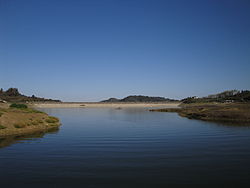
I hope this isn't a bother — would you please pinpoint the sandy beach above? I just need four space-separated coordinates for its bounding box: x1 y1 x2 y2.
32 102 180 109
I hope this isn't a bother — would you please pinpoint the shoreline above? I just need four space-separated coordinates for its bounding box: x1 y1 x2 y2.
150 103 250 124
32 102 181 109
0 103 61 137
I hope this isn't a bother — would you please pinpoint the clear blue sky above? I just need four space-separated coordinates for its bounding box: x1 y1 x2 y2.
1 0 250 102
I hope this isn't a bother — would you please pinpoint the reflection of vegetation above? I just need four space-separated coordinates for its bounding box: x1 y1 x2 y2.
150 103 250 124
0 128 59 148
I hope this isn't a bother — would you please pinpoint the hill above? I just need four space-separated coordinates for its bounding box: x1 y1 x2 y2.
0 88 61 103
181 90 250 104
101 95 178 103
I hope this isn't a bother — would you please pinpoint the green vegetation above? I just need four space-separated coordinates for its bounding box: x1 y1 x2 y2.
23 108 45 113
49 123 59 127
182 90 250 104
1 89 61 137
102 95 178 103
10 103 28 109
150 103 250 124
0 125 6 129
45 116 59 123
31 121 39 125
30 120 43 125
14 123 27 128
0 87 61 103
9 106 45 114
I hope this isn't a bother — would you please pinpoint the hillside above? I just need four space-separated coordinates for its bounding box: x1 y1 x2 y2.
0 88 61 103
181 90 250 104
101 95 178 103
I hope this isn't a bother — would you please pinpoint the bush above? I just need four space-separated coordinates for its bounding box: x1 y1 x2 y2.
45 116 59 123
31 121 39 125
0 125 6 129
14 123 26 128
10 103 28 109
25 108 45 113
31 120 43 125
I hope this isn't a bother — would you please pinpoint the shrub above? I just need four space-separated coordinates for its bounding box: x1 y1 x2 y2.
10 103 28 109
14 123 26 128
30 120 43 125
45 116 59 123
25 108 45 113
0 125 6 129
31 121 39 125
50 123 58 127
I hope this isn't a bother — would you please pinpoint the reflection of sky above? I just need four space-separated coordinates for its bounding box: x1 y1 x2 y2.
2 108 250 186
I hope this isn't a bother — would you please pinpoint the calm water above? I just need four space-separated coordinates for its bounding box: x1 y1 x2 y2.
1 108 250 187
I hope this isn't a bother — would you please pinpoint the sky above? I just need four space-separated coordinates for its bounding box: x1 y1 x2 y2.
0 0 250 102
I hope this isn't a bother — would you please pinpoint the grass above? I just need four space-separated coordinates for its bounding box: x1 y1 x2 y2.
0 125 6 129
0 105 61 137
45 116 59 124
20 108 46 114
0 108 6 117
31 121 39 125
10 103 28 109
150 103 250 123
49 123 59 127
14 123 27 128
8 104 46 114
25 108 45 113
31 120 43 125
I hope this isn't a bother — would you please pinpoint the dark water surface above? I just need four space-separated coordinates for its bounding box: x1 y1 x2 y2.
1 108 250 187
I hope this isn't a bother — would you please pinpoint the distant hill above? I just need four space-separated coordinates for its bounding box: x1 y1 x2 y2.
0 88 61 103
102 98 120 103
101 95 178 103
181 90 250 104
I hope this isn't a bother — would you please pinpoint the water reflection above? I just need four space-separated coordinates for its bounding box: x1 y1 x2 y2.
0 128 59 148
1 108 250 187
176 115 250 127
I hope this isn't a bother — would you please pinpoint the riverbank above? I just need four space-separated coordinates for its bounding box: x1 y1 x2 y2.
150 103 250 124
32 102 180 109
0 103 61 137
